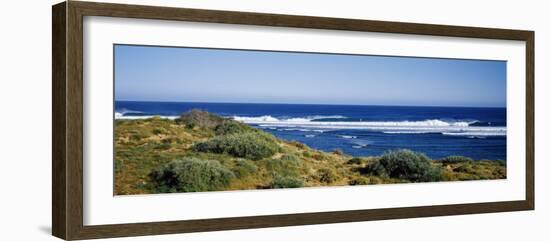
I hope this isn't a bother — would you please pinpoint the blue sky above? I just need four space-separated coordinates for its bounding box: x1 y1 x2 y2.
114 45 506 107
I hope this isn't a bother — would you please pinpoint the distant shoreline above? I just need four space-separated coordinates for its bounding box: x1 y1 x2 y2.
115 100 507 109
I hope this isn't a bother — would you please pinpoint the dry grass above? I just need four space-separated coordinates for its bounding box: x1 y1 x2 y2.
114 113 506 195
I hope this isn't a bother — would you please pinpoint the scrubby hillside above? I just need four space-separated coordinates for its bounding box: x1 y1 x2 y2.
114 109 506 195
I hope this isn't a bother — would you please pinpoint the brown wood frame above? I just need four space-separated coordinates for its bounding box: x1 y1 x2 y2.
52 1 535 240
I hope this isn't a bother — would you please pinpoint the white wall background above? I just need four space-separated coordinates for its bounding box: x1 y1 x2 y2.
0 0 547 240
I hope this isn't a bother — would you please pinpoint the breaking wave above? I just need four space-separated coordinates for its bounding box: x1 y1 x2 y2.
232 115 346 123
114 110 178 120
233 115 505 137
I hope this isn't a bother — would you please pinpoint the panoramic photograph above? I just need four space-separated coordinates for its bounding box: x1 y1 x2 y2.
113 44 507 195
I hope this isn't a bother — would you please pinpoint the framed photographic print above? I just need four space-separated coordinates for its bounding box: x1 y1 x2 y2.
52 1 534 240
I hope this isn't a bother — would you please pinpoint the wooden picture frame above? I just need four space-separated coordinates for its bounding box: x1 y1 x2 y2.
52 1 534 240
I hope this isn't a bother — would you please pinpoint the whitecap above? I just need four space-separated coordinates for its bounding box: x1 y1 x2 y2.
115 115 178 120
237 116 506 137
383 131 431 134
442 131 506 136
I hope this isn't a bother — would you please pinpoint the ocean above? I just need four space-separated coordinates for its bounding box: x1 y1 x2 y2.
115 101 507 161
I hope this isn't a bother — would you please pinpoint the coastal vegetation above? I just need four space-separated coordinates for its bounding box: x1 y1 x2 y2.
114 109 506 195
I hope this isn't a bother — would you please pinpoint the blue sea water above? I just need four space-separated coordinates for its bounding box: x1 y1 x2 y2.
115 101 507 161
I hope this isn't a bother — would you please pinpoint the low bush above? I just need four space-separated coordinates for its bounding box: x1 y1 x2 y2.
232 159 258 178
130 133 145 141
368 176 384 184
262 154 302 177
193 132 279 160
496 160 506 166
214 121 253 135
349 176 385 185
441 155 473 164
162 137 180 145
290 141 308 149
177 109 226 128
317 168 338 184
347 157 364 165
152 128 163 135
153 142 171 150
367 149 442 182
114 159 123 174
491 166 506 177
269 175 304 189
312 152 326 161
332 148 344 155
453 163 475 173
149 158 235 193
280 154 302 164
349 177 370 185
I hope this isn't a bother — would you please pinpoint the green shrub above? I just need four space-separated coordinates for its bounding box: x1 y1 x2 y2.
130 133 145 141
153 142 171 150
114 159 123 174
290 141 307 149
347 157 364 165
214 121 253 135
134 181 147 190
441 155 473 164
367 149 442 182
332 148 344 155
269 175 304 189
317 168 338 184
491 166 506 177
349 177 370 185
161 137 177 144
280 154 301 163
312 152 326 161
350 176 384 185
232 159 258 178
177 109 225 128
152 128 163 135
453 163 476 173
262 154 302 177
193 132 279 160
368 176 384 184
149 158 235 193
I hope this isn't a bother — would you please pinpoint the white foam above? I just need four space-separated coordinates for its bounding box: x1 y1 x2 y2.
309 115 347 120
114 114 179 120
234 116 506 137
282 128 316 132
232 115 346 123
311 130 327 133
115 109 180 120
235 116 475 127
442 132 507 136
113 113 506 137
233 115 280 122
383 131 432 134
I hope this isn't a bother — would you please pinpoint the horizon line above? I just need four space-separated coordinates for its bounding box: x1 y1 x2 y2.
114 99 506 109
